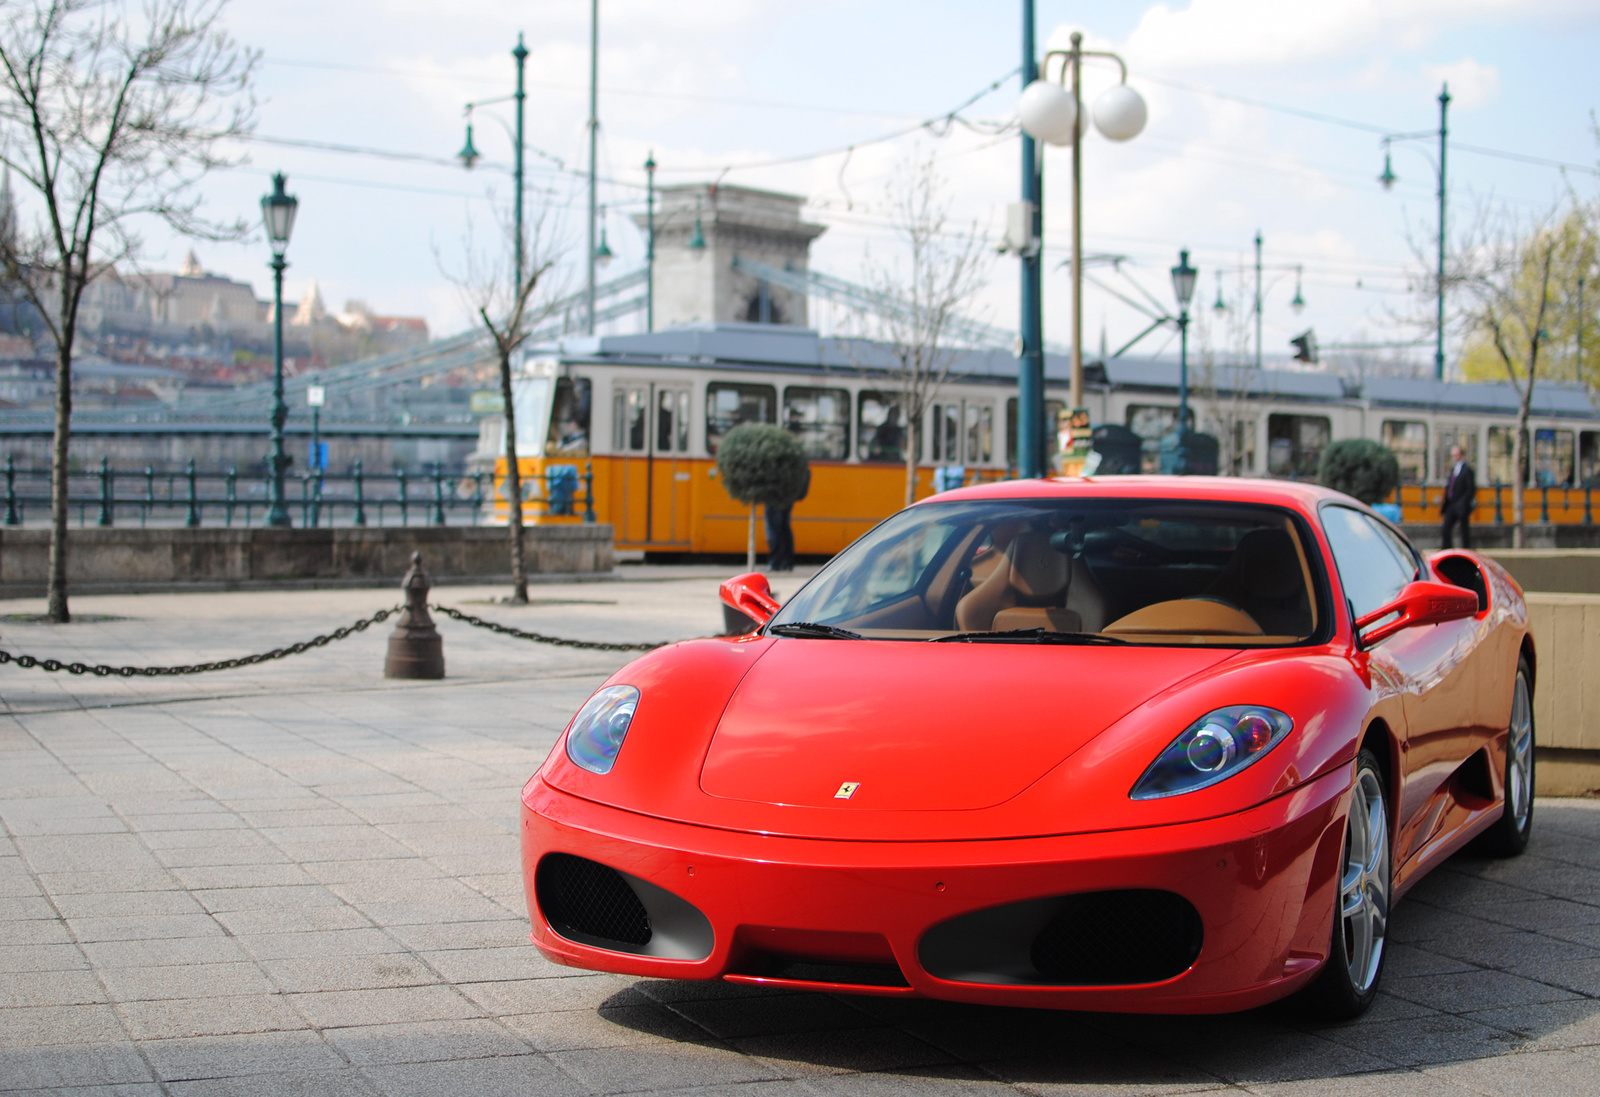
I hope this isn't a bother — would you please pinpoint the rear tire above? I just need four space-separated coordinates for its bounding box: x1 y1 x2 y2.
1472 658 1535 858
1301 747 1390 1021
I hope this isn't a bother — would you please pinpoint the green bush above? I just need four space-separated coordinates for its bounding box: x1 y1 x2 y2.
1318 438 1400 505
716 424 811 508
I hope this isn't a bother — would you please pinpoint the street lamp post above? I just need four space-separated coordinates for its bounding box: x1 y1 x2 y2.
261 173 298 528
1170 249 1197 475
1016 13 1147 476
458 35 529 297
1379 83 1450 380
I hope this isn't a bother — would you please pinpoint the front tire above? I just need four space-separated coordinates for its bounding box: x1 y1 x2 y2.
1473 658 1535 857
1301 747 1390 1020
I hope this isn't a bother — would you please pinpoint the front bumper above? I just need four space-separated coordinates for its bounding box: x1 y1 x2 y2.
520 765 1350 1013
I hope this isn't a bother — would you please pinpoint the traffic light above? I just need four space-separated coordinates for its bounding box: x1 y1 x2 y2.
1290 329 1318 364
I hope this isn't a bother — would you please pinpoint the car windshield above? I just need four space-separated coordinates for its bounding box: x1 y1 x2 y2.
771 497 1323 646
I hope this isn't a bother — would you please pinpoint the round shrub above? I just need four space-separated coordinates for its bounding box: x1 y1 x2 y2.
1318 438 1400 505
716 423 811 508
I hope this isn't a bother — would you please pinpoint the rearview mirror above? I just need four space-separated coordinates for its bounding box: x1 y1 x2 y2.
1354 580 1480 648
719 572 781 632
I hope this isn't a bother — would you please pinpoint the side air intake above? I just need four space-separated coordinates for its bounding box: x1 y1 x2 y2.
535 853 714 961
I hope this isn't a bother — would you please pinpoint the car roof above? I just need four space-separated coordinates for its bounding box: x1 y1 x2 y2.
919 475 1349 516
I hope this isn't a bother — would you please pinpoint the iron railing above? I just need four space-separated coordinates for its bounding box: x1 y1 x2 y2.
1 455 597 529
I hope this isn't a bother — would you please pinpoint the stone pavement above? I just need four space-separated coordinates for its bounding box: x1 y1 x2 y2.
1 569 1599 1096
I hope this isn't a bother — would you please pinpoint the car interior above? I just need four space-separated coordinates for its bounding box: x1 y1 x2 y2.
788 502 1323 645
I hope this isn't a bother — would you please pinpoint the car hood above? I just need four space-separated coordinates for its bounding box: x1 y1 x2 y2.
700 639 1231 812
538 636 1348 842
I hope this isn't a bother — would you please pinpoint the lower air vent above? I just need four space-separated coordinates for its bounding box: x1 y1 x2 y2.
536 853 652 948
919 888 1204 987
1030 889 1203 985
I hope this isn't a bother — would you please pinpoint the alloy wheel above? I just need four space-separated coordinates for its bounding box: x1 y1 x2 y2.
1506 672 1534 832
1340 766 1389 994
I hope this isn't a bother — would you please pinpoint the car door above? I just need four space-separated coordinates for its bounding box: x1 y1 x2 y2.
1321 506 1478 874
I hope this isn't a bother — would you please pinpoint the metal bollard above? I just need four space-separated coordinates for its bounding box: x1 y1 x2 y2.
384 551 445 679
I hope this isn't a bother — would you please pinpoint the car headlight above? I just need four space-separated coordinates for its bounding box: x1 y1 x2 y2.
565 685 640 775
1130 705 1293 800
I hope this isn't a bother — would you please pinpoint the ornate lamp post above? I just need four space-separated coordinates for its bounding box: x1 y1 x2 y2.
458 35 528 296
1016 12 1147 477
260 172 298 527
1170 249 1198 474
1379 83 1450 380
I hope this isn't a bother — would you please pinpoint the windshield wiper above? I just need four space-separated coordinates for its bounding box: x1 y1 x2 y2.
932 627 1128 645
768 621 864 640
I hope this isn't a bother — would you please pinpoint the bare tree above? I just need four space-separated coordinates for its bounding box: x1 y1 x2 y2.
1453 205 1570 546
441 208 566 604
859 153 989 505
0 0 255 622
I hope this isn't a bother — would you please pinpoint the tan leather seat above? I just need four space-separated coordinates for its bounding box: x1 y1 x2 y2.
954 532 1107 633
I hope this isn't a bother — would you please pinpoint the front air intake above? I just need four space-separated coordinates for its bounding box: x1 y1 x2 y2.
536 853 652 948
919 888 1203 986
1029 889 1203 985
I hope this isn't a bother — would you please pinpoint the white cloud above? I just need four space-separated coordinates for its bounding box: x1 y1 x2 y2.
1422 57 1500 108
1121 0 1524 70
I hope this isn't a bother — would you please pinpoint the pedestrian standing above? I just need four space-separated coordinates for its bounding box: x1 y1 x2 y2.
764 501 795 572
1441 445 1477 549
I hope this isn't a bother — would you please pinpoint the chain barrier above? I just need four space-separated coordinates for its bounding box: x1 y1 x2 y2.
428 603 668 652
0 606 401 677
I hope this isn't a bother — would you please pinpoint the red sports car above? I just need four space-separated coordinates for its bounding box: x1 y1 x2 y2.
520 477 1535 1017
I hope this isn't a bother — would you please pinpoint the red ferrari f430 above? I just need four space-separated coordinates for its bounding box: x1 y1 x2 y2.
520 477 1535 1018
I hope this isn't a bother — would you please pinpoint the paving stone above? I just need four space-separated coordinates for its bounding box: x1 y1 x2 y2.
3 580 1599 1095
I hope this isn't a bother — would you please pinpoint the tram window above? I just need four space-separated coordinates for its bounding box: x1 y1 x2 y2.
1127 404 1178 474
783 386 850 460
613 386 648 454
859 390 914 463
1487 426 1520 485
1435 424 1478 482
1582 431 1600 487
657 389 691 454
706 382 775 455
1534 428 1575 486
967 403 993 465
1381 420 1428 484
931 403 961 463
1266 414 1330 479
548 377 592 457
1004 398 1064 466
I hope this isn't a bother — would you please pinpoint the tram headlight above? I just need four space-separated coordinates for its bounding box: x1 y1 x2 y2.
565 685 640 775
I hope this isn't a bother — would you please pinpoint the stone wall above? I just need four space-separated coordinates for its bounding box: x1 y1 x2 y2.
0 524 612 595
1526 593 1600 796
1483 549 1600 595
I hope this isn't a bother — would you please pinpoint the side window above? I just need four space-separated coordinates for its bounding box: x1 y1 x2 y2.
706 382 775 455
783 386 849 461
858 390 909 464
1322 506 1419 619
612 385 647 454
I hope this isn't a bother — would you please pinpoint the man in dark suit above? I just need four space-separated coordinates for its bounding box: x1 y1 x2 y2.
1441 445 1477 549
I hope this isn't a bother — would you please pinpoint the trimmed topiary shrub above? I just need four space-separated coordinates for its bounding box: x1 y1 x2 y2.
1318 438 1400 505
716 423 811 508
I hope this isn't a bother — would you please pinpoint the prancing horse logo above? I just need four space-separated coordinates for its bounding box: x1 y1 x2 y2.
835 781 860 800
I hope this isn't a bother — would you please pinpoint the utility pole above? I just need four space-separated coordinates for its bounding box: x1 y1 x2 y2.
1254 231 1263 370
586 0 599 335
513 36 527 297
1016 0 1045 478
1436 84 1449 381
645 152 656 333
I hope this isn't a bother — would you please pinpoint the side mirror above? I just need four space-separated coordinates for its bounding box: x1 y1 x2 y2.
719 572 780 632
1354 580 1480 648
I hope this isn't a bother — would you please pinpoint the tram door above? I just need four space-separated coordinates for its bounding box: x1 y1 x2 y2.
611 383 693 546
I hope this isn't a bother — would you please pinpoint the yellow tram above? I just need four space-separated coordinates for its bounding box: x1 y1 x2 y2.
484 324 1600 554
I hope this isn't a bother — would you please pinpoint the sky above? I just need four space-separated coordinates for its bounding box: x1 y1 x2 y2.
117 0 1600 373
